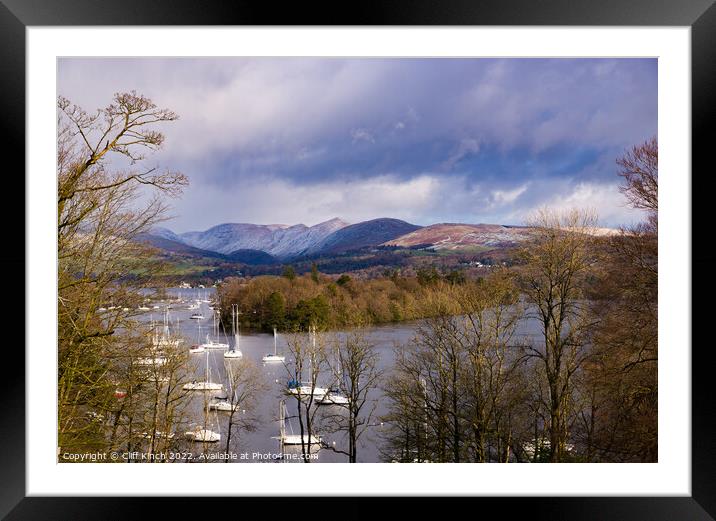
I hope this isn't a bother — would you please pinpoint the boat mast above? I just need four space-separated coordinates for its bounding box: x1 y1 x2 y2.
232 304 240 352
206 350 209 381
231 305 235 351
274 327 278 356
310 324 316 384
279 400 286 454
203 351 210 435
150 316 157 346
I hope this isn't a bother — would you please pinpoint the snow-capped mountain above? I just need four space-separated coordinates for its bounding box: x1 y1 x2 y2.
178 218 350 258
150 226 186 243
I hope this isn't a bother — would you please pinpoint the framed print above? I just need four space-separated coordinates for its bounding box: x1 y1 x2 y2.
6 0 715 518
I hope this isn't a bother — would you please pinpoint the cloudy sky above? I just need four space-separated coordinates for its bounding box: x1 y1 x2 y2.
58 58 657 232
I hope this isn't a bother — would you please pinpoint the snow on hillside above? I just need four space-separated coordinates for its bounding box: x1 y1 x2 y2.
178 218 349 258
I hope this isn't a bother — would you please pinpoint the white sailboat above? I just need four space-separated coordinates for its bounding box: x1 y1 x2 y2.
189 321 205 353
287 326 328 398
287 383 328 398
152 309 182 350
208 399 240 412
200 309 229 350
276 400 322 446
224 304 243 359
187 346 223 442
137 356 167 367
262 327 285 363
318 391 350 405
183 351 223 391
183 380 223 391
185 427 221 443
140 430 175 440
212 353 241 411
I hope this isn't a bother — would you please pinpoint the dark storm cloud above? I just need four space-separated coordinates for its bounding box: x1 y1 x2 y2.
57 57 656 230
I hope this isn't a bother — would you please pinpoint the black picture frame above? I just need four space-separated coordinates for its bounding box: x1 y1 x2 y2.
5 0 714 518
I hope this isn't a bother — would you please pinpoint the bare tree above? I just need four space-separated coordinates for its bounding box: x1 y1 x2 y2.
385 284 465 462
381 275 525 463
98 312 193 462
284 325 328 462
517 209 598 462
57 91 187 455
579 138 658 462
617 136 657 215
321 332 382 462
380 348 431 463
457 270 525 462
144 332 193 460
222 358 265 460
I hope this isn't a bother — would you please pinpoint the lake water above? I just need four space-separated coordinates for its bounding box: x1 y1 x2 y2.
136 287 540 463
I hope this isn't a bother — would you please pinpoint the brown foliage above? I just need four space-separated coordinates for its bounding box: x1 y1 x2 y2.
57 91 187 454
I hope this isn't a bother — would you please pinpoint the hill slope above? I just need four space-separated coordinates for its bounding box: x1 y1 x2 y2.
226 249 278 265
136 233 228 259
309 218 422 255
384 223 534 251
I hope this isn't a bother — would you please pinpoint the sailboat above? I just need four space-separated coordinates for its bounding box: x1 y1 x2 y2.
140 430 175 440
183 351 223 391
262 327 285 363
209 363 240 411
189 321 205 353
224 304 243 359
317 363 349 405
188 346 224 441
185 425 221 442
275 400 322 446
200 310 229 350
208 398 240 412
137 355 167 367
137 319 167 367
152 308 182 350
287 326 328 398
317 391 350 405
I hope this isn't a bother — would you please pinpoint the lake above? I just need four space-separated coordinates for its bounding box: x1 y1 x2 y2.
135 287 541 463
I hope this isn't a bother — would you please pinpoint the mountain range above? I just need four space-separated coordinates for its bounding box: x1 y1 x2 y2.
144 217 541 264
174 217 349 257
